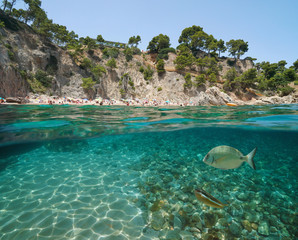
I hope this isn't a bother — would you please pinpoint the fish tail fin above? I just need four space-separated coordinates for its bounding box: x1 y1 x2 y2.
246 147 257 170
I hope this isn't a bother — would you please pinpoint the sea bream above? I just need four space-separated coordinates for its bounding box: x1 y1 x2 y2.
203 145 257 170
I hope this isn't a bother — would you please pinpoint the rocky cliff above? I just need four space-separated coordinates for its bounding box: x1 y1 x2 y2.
0 17 296 105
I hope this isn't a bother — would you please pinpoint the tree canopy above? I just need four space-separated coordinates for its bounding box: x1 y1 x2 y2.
2 0 79 47
226 39 248 59
128 35 141 47
178 25 228 58
178 25 203 46
147 34 170 53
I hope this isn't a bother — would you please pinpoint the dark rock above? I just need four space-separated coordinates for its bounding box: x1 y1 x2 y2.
6 97 23 103
237 192 248 201
229 220 242 237
151 211 164 231
204 212 217 228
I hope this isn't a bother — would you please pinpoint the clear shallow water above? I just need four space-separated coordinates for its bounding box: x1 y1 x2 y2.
0 104 297 239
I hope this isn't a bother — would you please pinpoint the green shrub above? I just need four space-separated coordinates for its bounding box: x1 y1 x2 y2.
128 80 134 87
124 48 133 62
279 86 294 96
27 78 46 93
143 66 154 80
35 70 52 88
81 77 95 90
174 45 195 70
19 70 27 79
224 67 238 82
131 47 141 55
139 66 144 73
5 44 12 49
91 64 106 81
106 58 117 69
102 47 119 59
208 72 217 84
80 57 92 69
237 68 258 89
8 50 15 61
120 88 126 97
156 59 165 74
223 80 231 91
5 44 15 61
157 87 162 91
184 73 192 89
157 47 176 60
195 74 206 86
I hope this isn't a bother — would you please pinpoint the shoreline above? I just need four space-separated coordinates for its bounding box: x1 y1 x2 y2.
0 96 228 107
1 100 297 107
1 93 297 107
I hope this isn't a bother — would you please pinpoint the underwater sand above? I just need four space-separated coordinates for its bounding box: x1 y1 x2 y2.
0 104 297 239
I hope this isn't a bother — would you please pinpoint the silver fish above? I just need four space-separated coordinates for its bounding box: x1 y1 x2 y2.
203 145 257 170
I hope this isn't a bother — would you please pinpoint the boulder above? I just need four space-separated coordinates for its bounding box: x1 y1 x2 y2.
151 211 165 231
229 220 242 237
258 221 270 236
204 212 217 228
5 97 28 104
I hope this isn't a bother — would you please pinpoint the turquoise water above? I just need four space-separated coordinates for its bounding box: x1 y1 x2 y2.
0 104 297 239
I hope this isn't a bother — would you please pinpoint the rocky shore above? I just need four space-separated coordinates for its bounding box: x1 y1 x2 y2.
1 86 297 107
1 22 296 106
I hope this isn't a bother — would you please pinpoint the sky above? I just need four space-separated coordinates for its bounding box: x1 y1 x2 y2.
16 0 298 66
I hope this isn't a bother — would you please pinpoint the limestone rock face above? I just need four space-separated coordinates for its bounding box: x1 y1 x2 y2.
0 24 86 99
0 65 29 97
0 18 296 105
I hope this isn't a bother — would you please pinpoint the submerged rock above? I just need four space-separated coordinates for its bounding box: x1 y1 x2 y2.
151 211 165 231
173 214 183 230
257 221 270 236
229 220 242 237
244 211 261 223
165 229 182 240
237 192 248 201
191 212 202 222
203 212 217 228
202 229 225 240
191 212 203 231
182 203 193 214
179 230 195 240
251 223 258 230
241 219 252 232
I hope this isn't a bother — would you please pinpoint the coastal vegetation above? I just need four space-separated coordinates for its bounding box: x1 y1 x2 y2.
0 0 297 100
